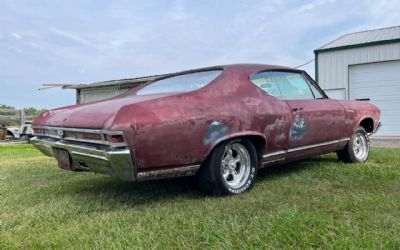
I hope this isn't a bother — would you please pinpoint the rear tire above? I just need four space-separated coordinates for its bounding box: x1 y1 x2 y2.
337 126 370 163
198 138 258 195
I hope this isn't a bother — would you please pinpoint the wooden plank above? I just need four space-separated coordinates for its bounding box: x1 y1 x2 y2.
0 115 37 119
20 109 25 125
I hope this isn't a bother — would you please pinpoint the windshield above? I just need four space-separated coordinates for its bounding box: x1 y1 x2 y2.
136 70 222 95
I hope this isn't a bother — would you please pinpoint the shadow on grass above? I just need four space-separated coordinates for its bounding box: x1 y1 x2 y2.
64 175 205 206
258 154 339 179
57 154 340 207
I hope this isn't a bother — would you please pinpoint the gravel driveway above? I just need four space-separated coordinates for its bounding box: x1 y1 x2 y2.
370 137 400 148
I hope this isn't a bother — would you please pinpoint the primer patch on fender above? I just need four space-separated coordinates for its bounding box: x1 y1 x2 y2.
204 121 228 145
290 114 307 140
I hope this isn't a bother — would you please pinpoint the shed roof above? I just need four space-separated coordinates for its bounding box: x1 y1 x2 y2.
316 25 400 52
62 75 162 90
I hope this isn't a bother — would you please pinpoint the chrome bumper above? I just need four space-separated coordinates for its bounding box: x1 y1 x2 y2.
370 122 382 135
30 136 136 181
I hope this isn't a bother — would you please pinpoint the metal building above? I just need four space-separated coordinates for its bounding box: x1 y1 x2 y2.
315 26 400 136
63 75 160 104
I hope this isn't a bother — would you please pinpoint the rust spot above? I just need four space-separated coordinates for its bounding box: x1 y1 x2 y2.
203 121 228 145
290 114 307 140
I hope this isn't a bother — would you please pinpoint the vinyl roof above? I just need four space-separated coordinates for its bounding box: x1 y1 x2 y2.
316 25 400 52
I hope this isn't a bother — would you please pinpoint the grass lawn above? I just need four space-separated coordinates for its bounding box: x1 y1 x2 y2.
0 144 399 249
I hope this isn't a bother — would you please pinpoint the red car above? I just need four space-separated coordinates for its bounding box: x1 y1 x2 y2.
31 64 381 195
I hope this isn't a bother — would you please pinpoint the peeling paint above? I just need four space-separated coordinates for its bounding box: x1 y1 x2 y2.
290 114 308 140
203 121 229 145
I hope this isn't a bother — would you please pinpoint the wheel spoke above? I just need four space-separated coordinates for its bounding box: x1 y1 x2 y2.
222 171 230 180
232 168 239 176
232 155 241 165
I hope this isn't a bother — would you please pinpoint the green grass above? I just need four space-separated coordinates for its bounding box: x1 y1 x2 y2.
0 144 399 249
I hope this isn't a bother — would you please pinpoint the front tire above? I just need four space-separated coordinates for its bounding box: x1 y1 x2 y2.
198 138 258 195
337 126 370 163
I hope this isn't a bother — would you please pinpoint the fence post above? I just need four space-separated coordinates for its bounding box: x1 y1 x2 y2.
20 109 25 125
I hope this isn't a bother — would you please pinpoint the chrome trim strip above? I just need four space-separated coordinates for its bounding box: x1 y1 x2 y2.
33 125 124 135
70 151 109 161
263 138 349 158
137 164 201 181
32 125 127 147
261 158 285 165
262 150 286 158
287 138 349 153
369 122 382 135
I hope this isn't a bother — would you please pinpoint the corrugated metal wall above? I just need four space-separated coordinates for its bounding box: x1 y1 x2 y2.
317 43 400 98
80 87 130 103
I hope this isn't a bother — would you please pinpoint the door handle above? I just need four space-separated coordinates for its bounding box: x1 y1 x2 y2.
292 107 303 112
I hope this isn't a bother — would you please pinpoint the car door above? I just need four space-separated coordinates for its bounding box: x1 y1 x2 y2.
270 71 346 148
249 71 292 153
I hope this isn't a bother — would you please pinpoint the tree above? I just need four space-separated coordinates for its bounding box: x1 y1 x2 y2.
0 104 14 109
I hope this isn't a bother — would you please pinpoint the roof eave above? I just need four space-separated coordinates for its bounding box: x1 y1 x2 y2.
314 38 400 54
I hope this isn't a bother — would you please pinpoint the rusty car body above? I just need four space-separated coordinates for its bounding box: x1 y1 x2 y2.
31 64 381 195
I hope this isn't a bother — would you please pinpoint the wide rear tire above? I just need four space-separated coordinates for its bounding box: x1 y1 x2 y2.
337 126 370 163
198 138 258 195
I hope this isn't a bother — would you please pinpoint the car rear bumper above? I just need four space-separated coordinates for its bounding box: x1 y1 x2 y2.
30 136 136 181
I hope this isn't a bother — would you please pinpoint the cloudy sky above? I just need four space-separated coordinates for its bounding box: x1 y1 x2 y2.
1 0 400 109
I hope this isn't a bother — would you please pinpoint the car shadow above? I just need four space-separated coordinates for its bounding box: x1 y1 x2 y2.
62 155 339 208
65 174 206 207
258 155 338 179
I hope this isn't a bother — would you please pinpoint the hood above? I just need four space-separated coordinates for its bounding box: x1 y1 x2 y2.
33 93 173 129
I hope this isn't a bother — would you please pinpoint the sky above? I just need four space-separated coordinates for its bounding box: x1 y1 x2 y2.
1 0 400 109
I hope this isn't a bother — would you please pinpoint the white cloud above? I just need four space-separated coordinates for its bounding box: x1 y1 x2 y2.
48 27 92 47
11 32 21 40
296 0 336 14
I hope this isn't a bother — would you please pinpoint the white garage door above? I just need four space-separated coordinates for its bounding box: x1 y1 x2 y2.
349 60 400 136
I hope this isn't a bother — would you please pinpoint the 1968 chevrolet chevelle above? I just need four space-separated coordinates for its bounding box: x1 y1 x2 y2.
31 64 381 195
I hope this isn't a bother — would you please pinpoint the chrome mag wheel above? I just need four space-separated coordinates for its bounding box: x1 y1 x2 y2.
221 143 251 189
353 132 368 161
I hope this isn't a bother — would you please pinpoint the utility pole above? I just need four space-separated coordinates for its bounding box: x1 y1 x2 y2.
20 109 25 125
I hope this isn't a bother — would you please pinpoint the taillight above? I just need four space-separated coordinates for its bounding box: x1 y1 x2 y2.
106 134 125 143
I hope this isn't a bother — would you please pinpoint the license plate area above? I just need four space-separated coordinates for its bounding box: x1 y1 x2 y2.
53 149 72 170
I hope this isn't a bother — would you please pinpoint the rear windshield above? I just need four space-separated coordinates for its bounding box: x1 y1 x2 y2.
136 70 222 95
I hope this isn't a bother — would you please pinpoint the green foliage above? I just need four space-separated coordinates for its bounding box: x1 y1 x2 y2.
0 145 399 249
0 104 14 109
24 107 45 116
0 119 18 126
0 104 45 126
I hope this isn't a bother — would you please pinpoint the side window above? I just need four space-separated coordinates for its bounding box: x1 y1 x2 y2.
250 72 283 99
272 72 314 100
251 71 320 100
308 81 324 99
